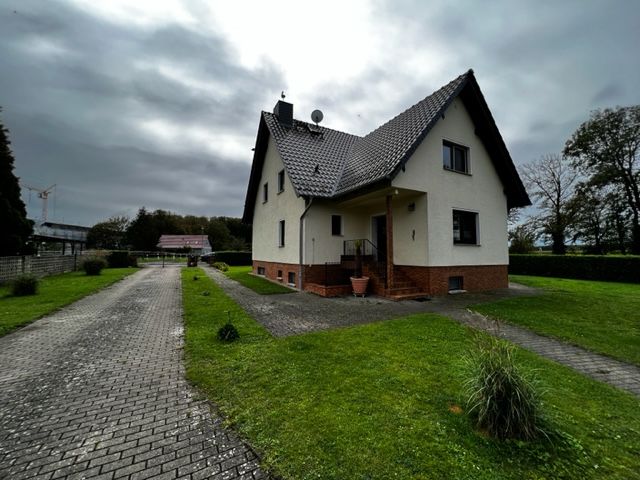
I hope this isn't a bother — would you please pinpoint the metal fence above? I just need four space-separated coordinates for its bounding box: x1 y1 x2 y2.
0 254 83 284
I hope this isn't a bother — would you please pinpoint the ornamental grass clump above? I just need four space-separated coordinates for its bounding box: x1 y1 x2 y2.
217 323 239 342
11 275 38 296
217 311 239 342
464 336 545 440
82 258 107 276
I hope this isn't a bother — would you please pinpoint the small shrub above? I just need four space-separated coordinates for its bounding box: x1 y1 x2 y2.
202 291 210 296
107 251 138 268
217 322 239 342
464 336 544 440
212 261 229 272
82 258 107 276
11 275 38 296
193 275 199 281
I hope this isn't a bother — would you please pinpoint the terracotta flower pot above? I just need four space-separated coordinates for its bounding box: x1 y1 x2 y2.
350 276 369 297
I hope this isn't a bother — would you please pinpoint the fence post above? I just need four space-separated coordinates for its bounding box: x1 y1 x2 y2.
21 255 25 274
74 253 77 271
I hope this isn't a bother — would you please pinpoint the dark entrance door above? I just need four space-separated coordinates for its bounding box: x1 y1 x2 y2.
373 215 387 261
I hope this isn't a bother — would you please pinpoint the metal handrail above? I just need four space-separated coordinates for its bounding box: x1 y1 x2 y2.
343 238 379 259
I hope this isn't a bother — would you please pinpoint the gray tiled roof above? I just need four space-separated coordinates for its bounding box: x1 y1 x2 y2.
262 112 360 197
244 68 530 223
263 71 468 198
335 72 467 195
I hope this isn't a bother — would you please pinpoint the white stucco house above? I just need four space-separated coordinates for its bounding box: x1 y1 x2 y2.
242 70 530 298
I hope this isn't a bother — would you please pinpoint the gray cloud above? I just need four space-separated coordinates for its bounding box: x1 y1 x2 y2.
1 0 639 227
1 0 284 225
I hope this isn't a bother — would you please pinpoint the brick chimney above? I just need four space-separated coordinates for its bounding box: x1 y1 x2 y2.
273 100 293 128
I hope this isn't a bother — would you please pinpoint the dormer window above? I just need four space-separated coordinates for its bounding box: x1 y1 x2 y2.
443 140 469 174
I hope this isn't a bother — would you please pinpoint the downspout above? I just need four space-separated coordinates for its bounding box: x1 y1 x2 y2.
299 197 313 290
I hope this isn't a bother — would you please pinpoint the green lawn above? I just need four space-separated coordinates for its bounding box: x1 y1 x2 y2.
222 265 295 294
473 275 640 366
182 268 640 480
0 268 137 337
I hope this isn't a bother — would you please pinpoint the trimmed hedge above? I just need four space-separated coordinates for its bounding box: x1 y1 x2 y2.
211 251 251 266
107 250 138 268
509 255 640 283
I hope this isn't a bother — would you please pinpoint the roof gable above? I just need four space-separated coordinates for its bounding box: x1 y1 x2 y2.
242 70 530 222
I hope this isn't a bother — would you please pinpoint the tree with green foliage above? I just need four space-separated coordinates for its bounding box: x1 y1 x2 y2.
87 216 129 249
520 154 578 254
564 106 640 254
0 108 33 256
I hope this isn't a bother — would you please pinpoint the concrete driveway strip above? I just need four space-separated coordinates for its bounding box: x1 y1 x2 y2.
0 266 266 480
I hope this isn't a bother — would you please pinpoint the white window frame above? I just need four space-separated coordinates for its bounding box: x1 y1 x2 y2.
442 139 471 174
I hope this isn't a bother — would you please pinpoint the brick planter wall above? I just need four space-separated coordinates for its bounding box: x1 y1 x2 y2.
396 264 508 296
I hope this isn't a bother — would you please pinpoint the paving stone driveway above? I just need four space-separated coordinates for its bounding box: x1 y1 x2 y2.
0 266 265 480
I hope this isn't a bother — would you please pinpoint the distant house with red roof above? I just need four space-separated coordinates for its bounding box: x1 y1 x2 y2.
157 235 212 255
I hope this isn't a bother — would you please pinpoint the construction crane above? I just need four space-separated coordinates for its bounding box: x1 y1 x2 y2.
22 183 56 223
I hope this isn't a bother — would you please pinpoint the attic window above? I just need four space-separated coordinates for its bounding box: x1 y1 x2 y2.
443 140 469 174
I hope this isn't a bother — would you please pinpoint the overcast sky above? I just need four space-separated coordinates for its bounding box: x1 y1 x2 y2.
2 0 639 226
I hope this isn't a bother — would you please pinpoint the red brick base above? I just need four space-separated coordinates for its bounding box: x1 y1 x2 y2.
252 260 300 288
396 264 508 296
253 260 508 297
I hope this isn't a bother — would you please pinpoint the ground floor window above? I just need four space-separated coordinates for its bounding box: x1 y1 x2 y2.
331 215 342 236
453 210 478 245
287 271 295 286
277 270 283 280
278 220 285 247
257 266 265 275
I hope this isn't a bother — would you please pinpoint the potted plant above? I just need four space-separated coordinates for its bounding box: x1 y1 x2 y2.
350 239 369 297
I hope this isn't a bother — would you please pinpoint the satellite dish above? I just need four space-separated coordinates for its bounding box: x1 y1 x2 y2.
311 109 324 125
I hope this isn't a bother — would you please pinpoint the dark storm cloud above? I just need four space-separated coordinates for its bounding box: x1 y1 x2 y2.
0 1 284 225
310 0 639 168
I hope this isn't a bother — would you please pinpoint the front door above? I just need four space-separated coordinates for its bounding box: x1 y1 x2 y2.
372 215 387 261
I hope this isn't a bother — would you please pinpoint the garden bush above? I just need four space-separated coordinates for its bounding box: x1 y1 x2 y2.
464 336 544 440
11 275 38 296
509 254 640 283
217 322 240 342
212 261 229 272
211 251 251 266
82 258 107 276
107 250 138 268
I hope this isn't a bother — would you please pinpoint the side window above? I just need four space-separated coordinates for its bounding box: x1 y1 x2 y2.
263 182 268 203
277 169 285 193
278 220 285 247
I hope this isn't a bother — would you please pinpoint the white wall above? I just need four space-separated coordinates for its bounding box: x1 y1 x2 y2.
251 137 305 264
302 200 368 264
393 98 509 266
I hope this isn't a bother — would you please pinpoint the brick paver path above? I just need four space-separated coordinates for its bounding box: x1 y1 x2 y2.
0 266 266 480
205 267 640 398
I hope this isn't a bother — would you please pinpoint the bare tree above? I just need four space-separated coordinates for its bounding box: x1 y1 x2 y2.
564 106 640 254
520 154 579 254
